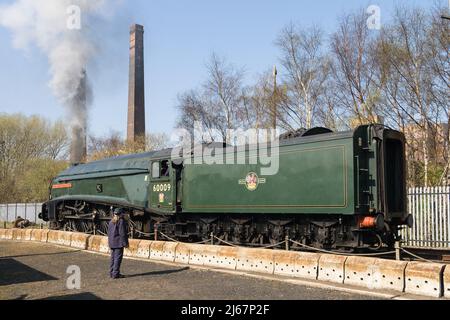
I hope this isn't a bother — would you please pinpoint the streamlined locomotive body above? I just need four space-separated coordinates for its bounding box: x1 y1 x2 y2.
40 125 413 251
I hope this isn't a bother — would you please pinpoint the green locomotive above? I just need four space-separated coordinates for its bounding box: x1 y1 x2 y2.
40 124 413 251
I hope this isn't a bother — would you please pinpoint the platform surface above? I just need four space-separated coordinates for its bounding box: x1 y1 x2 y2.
0 241 381 300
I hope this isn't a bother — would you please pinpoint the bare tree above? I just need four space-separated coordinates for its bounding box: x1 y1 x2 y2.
88 131 170 162
146 133 171 151
330 9 381 127
176 90 220 143
176 54 246 142
243 69 279 131
376 7 442 186
317 78 351 131
44 120 70 160
429 6 450 184
173 5 448 186
276 23 330 130
88 130 124 160
204 53 247 140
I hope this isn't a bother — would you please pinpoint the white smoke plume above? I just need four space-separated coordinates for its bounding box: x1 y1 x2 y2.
0 0 117 161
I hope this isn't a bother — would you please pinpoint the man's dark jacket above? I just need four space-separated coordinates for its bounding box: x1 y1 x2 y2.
108 218 129 249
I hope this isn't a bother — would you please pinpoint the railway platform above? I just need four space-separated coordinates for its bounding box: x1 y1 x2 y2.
1 239 447 301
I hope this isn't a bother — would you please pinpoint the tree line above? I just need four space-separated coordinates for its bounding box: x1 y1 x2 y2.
0 114 69 203
0 113 168 203
176 5 449 187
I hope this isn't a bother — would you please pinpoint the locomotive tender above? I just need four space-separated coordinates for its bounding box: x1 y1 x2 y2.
40 124 413 251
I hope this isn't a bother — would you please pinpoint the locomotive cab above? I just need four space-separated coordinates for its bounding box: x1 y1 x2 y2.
149 159 176 214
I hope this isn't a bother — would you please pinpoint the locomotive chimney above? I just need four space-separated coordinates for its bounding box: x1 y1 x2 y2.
127 24 146 149
70 70 88 165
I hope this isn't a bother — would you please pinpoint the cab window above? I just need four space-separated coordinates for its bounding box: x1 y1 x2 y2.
151 162 160 179
151 160 170 179
160 160 170 177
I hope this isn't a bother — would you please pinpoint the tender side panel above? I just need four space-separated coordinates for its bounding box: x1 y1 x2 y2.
182 138 355 214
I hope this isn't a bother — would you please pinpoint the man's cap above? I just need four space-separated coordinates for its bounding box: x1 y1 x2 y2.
113 208 125 216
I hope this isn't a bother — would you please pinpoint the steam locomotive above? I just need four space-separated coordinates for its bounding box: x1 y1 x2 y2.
40 124 413 251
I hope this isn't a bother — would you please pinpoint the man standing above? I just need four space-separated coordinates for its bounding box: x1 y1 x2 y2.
108 208 129 279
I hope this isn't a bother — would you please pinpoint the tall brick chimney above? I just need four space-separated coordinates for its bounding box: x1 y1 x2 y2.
70 70 88 165
127 24 146 148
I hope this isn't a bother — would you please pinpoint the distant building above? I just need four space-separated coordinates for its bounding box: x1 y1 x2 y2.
404 123 449 165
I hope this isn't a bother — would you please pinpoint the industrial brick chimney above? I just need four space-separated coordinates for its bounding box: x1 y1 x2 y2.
70 126 87 165
70 70 88 165
127 24 146 148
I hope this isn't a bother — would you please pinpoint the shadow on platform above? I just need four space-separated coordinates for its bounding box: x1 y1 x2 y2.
41 292 102 300
124 266 190 278
0 258 57 286
1 250 80 260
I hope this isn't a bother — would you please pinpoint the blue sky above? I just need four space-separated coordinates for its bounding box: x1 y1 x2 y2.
0 0 442 138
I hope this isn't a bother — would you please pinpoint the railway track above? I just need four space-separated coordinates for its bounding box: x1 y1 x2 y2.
5 226 450 264
132 230 450 264
401 247 450 263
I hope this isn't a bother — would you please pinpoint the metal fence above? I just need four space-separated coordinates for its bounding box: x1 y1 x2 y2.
0 203 44 225
0 188 449 249
402 187 450 248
